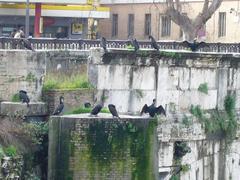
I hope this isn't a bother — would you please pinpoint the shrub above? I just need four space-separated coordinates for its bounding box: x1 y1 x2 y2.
4 145 17 157
198 83 208 94
11 93 21 102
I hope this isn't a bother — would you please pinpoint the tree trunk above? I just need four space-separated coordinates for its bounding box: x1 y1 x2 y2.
181 26 198 41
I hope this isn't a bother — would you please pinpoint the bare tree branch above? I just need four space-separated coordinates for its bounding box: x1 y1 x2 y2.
202 0 209 14
163 0 223 40
175 0 182 11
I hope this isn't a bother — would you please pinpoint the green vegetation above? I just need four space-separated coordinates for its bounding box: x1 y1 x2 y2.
25 72 37 82
180 164 190 173
21 122 48 145
160 51 182 59
63 119 158 180
190 95 237 142
170 175 180 180
43 74 93 91
64 106 110 115
182 115 193 128
198 83 208 94
4 145 17 157
11 93 20 102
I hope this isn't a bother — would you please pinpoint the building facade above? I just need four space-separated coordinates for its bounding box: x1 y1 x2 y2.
98 0 240 43
0 0 110 38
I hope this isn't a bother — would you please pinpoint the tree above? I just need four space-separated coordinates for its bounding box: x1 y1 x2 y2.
165 0 223 40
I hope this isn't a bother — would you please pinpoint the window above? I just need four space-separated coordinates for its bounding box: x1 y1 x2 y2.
128 14 134 37
161 15 171 37
145 14 151 36
218 12 226 37
112 14 118 37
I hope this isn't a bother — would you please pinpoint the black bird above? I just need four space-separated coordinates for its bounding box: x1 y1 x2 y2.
181 39 208 52
90 104 103 116
53 96 64 115
131 38 140 52
19 90 30 107
84 102 91 108
20 39 35 51
140 99 166 117
149 35 159 51
100 37 107 52
108 104 119 118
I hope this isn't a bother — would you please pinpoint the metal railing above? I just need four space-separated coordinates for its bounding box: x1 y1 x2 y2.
1 37 240 53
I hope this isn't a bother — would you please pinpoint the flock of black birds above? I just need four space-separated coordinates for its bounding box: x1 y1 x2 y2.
18 35 207 52
100 35 208 52
18 90 166 117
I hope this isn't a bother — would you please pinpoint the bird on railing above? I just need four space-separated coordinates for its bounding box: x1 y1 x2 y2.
149 35 160 51
181 38 208 52
20 38 35 51
53 96 64 115
140 99 166 117
19 90 30 107
100 37 107 52
126 38 139 52
108 104 120 118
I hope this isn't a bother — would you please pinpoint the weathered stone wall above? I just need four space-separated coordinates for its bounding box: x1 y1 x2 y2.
42 89 95 114
45 50 88 75
48 114 157 180
158 115 240 180
89 49 240 113
0 50 46 101
0 50 89 103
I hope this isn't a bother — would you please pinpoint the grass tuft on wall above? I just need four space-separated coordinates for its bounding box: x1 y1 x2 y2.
43 74 93 91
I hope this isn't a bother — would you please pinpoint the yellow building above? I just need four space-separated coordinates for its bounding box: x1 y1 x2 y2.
98 0 240 43
0 0 110 38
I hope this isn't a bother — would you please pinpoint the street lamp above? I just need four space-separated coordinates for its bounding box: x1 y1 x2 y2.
25 0 30 37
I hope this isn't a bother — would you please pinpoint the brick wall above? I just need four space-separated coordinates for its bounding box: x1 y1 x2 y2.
42 89 96 114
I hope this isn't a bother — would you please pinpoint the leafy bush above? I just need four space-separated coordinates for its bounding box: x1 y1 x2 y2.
4 145 17 157
43 74 93 91
189 95 237 142
182 115 192 127
190 105 203 119
22 122 48 145
11 93 20 102
198 83 208 94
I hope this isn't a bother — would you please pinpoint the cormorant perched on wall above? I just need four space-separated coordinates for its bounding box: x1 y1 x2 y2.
108 104 119 118
149 35 159 51
100 37 107 52
53 96 64 115
19 90 30 107
140 99 166 117
20 39 35 51
90 103 103 116
181 39 208 52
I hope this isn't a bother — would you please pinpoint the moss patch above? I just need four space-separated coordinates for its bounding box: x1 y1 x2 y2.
58 118 157 179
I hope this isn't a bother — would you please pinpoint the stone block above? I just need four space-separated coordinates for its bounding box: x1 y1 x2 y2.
97 65 131 90
190 68 217 89
0 101 47 116
132 66 155 90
